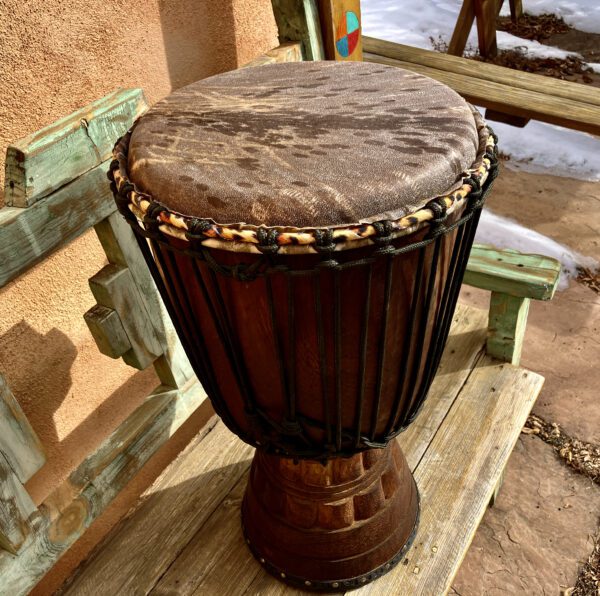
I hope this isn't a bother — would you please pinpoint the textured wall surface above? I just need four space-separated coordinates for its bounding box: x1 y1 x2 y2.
0 0 277 592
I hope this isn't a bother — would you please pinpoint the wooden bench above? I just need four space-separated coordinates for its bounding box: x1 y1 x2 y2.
60 296 556 595
363 36 600 135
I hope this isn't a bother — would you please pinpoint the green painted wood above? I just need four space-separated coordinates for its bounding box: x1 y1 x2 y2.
84 304 132 360
4 89 147 207
88 264 162 370
464 244 561 300
0 452 38 555
94 213 195 390
271 0 325 60
0 162 117 289
0 380 211 595
486 293 530 365
0 375 45 483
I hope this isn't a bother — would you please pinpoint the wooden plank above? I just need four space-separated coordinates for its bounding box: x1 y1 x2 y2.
4 89 147 207
448 0 475 56
363 51 600 136
474 0 498 57
0 374 45 482
363 36 600 109
94 213 195 390
62 421 253 596
149 475 258 595
88 264 162 370
0 452 38 555
271 0 325 61
0 161 117 289
242 42 304 68
318 0 363 61
83 304 132 360
464 244 560 300
355 361 544 595
486 293 530 365
0 379 210 595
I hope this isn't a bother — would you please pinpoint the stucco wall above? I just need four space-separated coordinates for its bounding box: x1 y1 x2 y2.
0 1 277 592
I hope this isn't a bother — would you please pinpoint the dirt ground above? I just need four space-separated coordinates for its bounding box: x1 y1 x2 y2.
451 164 600 594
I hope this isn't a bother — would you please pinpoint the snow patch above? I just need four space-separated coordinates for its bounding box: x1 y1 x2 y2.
475 211 599 290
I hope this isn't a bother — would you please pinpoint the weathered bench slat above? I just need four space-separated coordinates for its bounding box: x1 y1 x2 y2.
0 380 209 595
364 51 600 135
364 36 600 109
4 89 147 207
0 162 116 289
464 244 561 301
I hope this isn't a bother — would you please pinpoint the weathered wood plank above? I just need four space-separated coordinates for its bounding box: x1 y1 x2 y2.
355 361 544 596
363 36 600 109
271 0 325 60
474 0 498 57
62 421 252 596
364 51 600 136
4 89 147 207
94 213 195 389
318 0 363 61
88 264 162 370
0 379 210 595
242 42 304 68
0 452 39 555
465 244 561 300
0 374 45 482
486 293 530 365
448 0 475 56
0 162 117 289
83 304 132 360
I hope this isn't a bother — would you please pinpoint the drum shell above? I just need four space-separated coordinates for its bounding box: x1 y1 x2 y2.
148 202 475 458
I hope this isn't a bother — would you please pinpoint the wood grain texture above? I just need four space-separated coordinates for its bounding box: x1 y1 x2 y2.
4 89 147 207
83 304 132 360
448 0 475 56
354 360 544 596
318 0 363 61
62 421 252 596
0 380 210 595
0 162 116 289
88 264 162 370
464 244 561 300
94 213 195 389
509 0 523 22
474 0 498 57
242 42 304 68
271 0 325 60
0 452 39 555
0 374 45 482
364 36 600 108
486 293 530 365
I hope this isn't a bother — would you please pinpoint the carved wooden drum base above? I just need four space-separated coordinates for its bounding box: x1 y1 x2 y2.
242 441 419 591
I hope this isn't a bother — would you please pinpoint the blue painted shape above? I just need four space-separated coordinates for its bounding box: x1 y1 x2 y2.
336 36 349 58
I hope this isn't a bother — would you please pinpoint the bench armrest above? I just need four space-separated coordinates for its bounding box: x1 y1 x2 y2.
464 243 561 365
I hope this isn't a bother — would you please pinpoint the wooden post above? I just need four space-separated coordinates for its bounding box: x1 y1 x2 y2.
486 293 530 365
448 0 476 56
509 0 523 23
474 0 498 57
271 0 325 60
318 0 363 61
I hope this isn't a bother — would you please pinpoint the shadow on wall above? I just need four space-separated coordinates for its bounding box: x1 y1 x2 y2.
158 1 239 90
0 320 157 503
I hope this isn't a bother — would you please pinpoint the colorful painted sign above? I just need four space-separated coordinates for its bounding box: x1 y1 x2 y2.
335 10 360 58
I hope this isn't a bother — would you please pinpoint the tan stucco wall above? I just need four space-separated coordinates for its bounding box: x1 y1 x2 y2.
0 1 277 592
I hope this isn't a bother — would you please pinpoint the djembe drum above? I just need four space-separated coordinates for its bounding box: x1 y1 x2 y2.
109 62 498 590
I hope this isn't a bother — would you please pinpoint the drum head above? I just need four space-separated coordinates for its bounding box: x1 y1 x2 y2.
126 61 483 229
